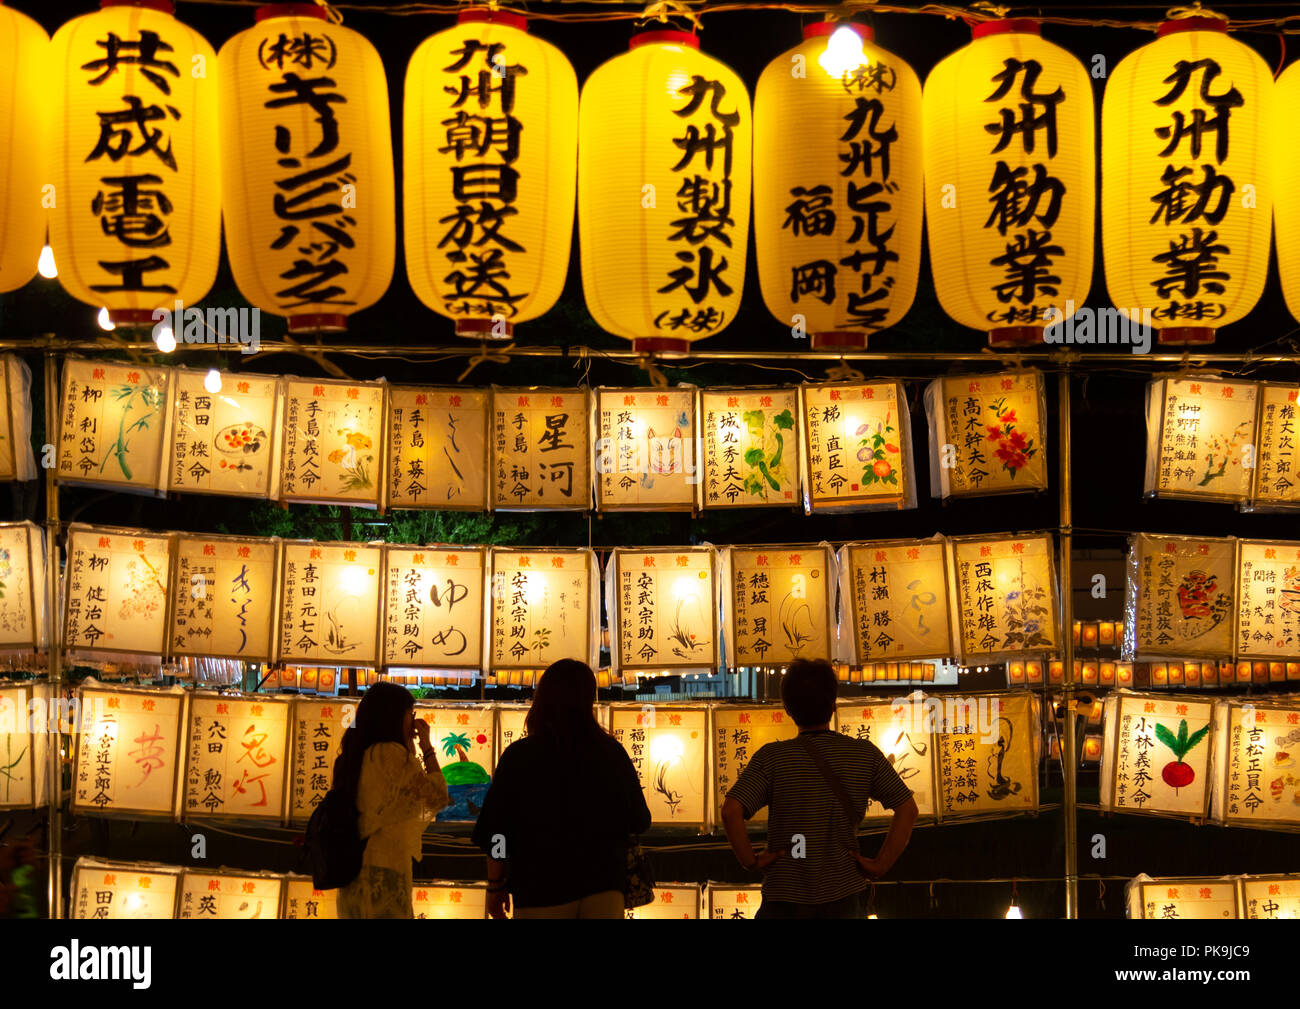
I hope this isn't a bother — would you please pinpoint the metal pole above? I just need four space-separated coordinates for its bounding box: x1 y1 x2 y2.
43 347 64 920
1058 369 1078 920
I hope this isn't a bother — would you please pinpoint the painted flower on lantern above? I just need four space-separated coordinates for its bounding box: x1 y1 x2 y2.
855 415 899 487
986 397 1036 477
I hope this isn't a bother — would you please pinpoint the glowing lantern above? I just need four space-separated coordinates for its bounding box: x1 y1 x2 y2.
404 9 576 340
64 525 173 659
608 546 717 678
0 681 49 810
835 696 937 820
1127 875 1239 919
168 369 281 499
488 547 598 673
490 386 590 510
594 387 700 512
1213 699 1300 829
171 534 278 663
710 704 796 824
1102 692 1215 818
281 875 338 919
219 3 394 333
723 544 833 668
0 522 47 653
0 4 47 293
754 22 921 350
611 703 708 827
922 19 1094 347
950 532 1059 663
1236 540 1300 661
1240 876 1300 919
412 882 488 919
382 546 486 673
413 703 494 822
626 883 701 919
1144 376 1256 502
937 691 1039 817
49 0 219 325
279 541 381 670
58 360 172 495
1251 383 1300 508
288 696 355 823
280 377 385 508
579 29 751 357
387 386 489 510
70 857 181 919
839 538 952 664
1104 16 1271 345
706 883 762 919
178 869 283 919
183 693 289 821
1125 533 1236 659
700 387 799 509
0 356 36 482
799 381 913 512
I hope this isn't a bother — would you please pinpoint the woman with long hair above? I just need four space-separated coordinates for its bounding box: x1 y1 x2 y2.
334 681 449 918
471 659 651 919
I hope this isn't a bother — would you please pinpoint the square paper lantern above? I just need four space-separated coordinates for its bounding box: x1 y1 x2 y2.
183 694 291 822
700 387 800 509
1240 876 1300 919
840 538 953 665
609 546 718 677
73 682 187 819
171 534 279 664
495 704 530 761
836 696 937 821
288 698 356 824
1236 540 1300 660
57 359 171 495
711 704 798 824
281 875 339 920
1102 692 1215 819
167 369 280 499
412 882 487 920
1126 533 1237 659
924 370 1047 498
610 704 709 828
488 548 598 672
626 883 701 920
178 870 283 919
594 387 701 512
0 355 36 482
0 521 46 653
1212 700 1300 829
1253 383 1300 508
1144 376 1257 503
937 691 1039 818
950 533 1060 663
70 858 181 920
279 541 383 669
387 387 489 510
0 681 48 809
707 883 761 919
382 546 486 673
280 378 386 508
724 544 834 668
64 525 173 659
490 387 591 510
799 381 915 513
1127 875 1238 920
413 703 495 823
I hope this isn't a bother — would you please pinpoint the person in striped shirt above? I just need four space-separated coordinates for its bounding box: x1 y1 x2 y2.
721 659 918 918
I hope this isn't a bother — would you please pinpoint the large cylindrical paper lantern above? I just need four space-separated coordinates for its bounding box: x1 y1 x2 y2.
579 29 751 357
1103 16 1271 345
405 8 576 340
754 22 921 350
1272 60 1300 328
49 0 219 325
923 19 1094 347
219 3 394 334
0 4 48 294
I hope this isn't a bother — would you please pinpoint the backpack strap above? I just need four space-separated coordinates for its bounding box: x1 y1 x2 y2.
796 733 862 830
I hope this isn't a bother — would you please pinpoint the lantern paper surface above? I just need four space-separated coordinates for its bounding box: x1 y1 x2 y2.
383 546 485 672
754 26 921 346
413 882 488 919
840 538 953 664
491 387 590 510
610 705 708 827
701 388 799 508
168 369 280 498
1102 692 1215 817
495 704 528 761
579 34 750 354
724 545 833 668
712 704 797 824
73 683 186 818
1129 876 1238 920
58 360 171 494
1126 533 1236 659
64 525 173 658
171 534 278 663
626 883 700 919
1240 876 1300 919
1213 700 1300 828
836 697 937 820
925 371 1047 497
0 356 37 481
610 547 718 677
414 703 494 822
404 14 576 333
951 533 1059 663
0 4 47 294
71 858 180 920
707 883 762 919
0 522 44 652
387 386 489 510
488 548 597 671
1144 376 1256 501
184 694 290 822
936 691 1038 817
50 4 219 316
178 870 282 919
798 381 913 513
281 875 338 919
0 682 47 810
1252 383 1300 508
594 387 700 511
219 9 394 328
279 542 382 668
288 698 355 823
280 378 384 508
1236 540 1300 660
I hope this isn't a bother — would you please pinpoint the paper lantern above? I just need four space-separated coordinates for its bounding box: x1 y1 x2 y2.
1236 540 1300 660
281 874 338 919
1104 15 1272 345
706 883 762 919
610 704 708 827
64 524 174 658
936 691 1039 817
798 381 913 512
753 23 921 350
1211 699 1300 829
1240 876 1300 919
488 547 598 672
73 681 187 818
383 545 486 673
608 546 718 678
70 857 181 919
167 369 280 498
0 521 46 653
723 544 833 668
1125 533 1237 659
839 538 953 664
1251 383 1300 508
386 386 489 510
1127 874 1239 919
0 4 47 294
579 29 751 357
219 3 394 333
922 19 1093 347
404 9 576 340
178 869 283 919
1144 376 1257 502
835 696 938 820
280 377 385 508
0 356 36 482
413 702 494 822
1101 691 1215 817
594 386 701 512
171 533 278 663
700 387 799 509
626 883 701 919
711 704 797 824
183 693 289 821
495 703 528 758
279 541 382 669
490 386 590 510
950 532 1060 663
924 370 1048 497
412 881 488 919
0 681 48 810
288 697 355 823
58 359 171 495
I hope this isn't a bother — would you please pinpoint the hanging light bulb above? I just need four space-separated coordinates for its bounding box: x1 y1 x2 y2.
154 325 176 353
96 306 115 331
1006 879 1023 917
37 245 57 279
817 23 868 77
204 369 223 394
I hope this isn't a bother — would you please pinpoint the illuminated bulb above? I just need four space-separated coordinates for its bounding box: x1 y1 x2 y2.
204 369 223 394
154 325 176 353
124 893 144 912
97 307 115 332
867 913 878 919
818 24 867 77
1005 900 1022 919
37 244 57 279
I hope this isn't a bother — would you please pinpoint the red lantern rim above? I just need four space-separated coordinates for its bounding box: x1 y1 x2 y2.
256 3 329 22
988 325 1044 347
970 18 1041 39
810 331 868 350
1157 326 1217 345
1157 17 1229 36
100 0 175 11
457 8 528 30
454 318 514 340
632 337 691 358
288 313 348 334
107 308 162 327
803 21 873 43
630 30 699 51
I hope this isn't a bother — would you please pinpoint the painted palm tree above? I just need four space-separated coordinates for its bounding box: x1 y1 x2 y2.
441 732 472 762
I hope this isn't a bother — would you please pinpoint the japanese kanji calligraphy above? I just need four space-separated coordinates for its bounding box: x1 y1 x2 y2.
383 546 485 672
1128 876 1238 919
58 359 171 494
799 381 912 512
1145 376 1257 501
706 883 762 919
701 388 799 508
1215 700 1300 828
411 882 488 919
610 547 717 677
0 522 44 652
625 883 701 919
1252 383 1300 508
841 538 953 664
1126 533 1237 659
171 535 278 663
281 378 385 507
711 704 796 824
168 369 280 498
282 875 339 919
490 387 590 510
725 545 832 668
1104 692 1215 818
288 698 354 823
279 541 382 668
184 694 290 822
1236 540 1300 660
595 387 700 511
1240 876 1300 919
926 370 1047 497
836 696 937 820
610 704 708 826
64 525 173 658
951 532 1059 663
488 548 596 671
0 355 37 482
936 691 1039 817
73 682 186 818
178 870 283 919
387 386 489 509
70 858 181 920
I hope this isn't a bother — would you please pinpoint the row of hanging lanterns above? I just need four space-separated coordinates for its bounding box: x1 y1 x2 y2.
0 2 1286 350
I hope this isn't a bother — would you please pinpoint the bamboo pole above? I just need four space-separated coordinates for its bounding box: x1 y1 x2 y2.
42 346 63 920
1058 370 1078 919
